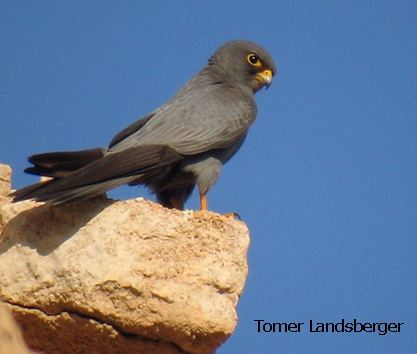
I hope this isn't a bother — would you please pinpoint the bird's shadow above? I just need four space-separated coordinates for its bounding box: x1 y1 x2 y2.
0 197 114 256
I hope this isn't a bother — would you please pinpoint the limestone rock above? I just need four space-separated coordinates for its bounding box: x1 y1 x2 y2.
0 163 250 354
0 303 34 354
0 164 11 204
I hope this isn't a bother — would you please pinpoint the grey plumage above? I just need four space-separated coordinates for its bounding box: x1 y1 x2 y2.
12 40 276 210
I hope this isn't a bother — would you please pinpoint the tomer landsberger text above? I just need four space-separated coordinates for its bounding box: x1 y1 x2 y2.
254 319 404 336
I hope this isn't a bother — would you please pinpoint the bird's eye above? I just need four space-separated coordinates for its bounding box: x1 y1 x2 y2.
247 53 262 67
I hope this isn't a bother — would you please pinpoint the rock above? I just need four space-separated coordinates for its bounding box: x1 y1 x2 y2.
0 164 12 204
0 163 250 354
0 303 34 354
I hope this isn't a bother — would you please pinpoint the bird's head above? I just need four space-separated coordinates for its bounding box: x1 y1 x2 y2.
209 40 276 93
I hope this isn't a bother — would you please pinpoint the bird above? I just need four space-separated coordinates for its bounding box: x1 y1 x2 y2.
11 40 276 211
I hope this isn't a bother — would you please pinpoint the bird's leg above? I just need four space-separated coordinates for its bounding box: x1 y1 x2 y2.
198 192 239 218
199 191 208 211
169 197 183 210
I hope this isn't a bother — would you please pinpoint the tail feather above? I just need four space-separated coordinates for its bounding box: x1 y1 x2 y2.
26 148 104 178
11 145 182 204
11 179 55 201
34 177 139 205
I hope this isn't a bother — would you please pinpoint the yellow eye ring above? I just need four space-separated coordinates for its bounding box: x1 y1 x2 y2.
247 53 262 67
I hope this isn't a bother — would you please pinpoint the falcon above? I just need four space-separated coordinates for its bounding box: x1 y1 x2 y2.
12 40 276 211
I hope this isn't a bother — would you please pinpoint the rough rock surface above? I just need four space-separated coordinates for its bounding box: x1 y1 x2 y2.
0 163 250 354
0 303 34 354
0 164 11 204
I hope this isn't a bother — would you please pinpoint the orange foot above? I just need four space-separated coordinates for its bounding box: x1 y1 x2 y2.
199 192 241 219
169 197 184 210
222 212 241 220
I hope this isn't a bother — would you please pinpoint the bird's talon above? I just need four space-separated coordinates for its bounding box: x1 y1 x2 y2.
223 212 241 220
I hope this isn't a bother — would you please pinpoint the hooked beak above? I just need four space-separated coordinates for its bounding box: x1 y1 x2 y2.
256 69 273 89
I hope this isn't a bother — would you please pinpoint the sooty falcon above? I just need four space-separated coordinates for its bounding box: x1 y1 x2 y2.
12 40 276 211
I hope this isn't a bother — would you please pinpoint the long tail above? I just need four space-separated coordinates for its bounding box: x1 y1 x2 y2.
11 145 182 205
25 148 105 178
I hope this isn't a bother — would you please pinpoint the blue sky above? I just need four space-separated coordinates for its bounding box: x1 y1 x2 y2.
1 1 416 353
